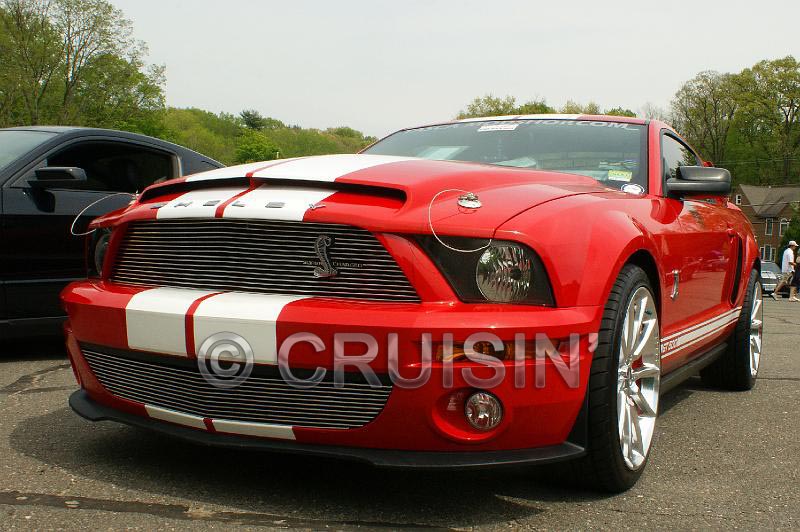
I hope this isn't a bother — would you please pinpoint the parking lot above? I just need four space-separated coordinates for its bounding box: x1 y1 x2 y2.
0 301 798 530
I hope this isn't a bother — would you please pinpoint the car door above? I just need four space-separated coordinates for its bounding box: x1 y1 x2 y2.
659 132 737 365
1 135 181 320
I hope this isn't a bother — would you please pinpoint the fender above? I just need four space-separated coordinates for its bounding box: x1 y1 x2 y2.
495 192 666 311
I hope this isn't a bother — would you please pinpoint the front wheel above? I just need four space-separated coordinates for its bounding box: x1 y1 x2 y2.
576 264 661 492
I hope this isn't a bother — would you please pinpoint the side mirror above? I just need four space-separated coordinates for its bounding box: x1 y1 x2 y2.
665 166 731 198
28 167 88 189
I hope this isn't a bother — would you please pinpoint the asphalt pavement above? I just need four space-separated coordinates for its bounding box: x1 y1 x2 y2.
1 301 798 530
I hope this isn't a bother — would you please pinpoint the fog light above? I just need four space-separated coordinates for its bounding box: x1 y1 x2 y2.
464 391 503 431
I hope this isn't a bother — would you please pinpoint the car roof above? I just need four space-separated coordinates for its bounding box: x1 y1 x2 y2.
0 126 224 170
394 114 650 132
454 114 648 125
3 125 82 133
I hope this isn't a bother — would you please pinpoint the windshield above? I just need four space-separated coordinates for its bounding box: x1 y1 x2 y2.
0 130 57 172
364 119 648 190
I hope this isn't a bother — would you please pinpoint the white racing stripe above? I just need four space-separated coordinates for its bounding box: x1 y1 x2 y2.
183 154 413 185
211 419 296 440
220 185 335 220
248 154 414 182
126 288 216 356
192 292 304 365
144 405 297 440
661 308 742 359
156 186 248 219
185 160 297 182
145 405 207 429
661 307 741 342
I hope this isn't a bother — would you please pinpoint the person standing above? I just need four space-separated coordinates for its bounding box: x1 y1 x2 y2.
771 240 798 300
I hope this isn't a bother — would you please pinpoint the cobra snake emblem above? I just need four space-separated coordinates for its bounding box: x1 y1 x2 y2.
313 235 338 278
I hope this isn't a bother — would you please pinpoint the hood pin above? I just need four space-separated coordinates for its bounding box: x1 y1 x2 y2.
457 192 482 209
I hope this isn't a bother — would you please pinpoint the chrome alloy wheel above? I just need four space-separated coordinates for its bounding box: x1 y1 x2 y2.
617 286 661 471
750 282 763 378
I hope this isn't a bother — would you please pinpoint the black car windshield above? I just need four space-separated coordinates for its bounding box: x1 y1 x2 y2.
0 130 57 172
364 119 648 190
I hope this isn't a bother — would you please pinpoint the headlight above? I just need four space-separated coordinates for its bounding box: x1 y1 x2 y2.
88 227 113 277
476 243 532 302
415 236 555 305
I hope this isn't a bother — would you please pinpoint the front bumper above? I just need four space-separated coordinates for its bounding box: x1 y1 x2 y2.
69 390 585 468
63 280 601 456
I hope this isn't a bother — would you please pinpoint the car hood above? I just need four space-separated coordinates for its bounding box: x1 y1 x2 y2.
104 154 608 237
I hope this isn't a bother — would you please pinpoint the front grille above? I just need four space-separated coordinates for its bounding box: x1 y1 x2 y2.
83 346 393 429
110 219 420 302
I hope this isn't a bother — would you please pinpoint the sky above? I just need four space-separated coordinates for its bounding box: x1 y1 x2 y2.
111 0 800 137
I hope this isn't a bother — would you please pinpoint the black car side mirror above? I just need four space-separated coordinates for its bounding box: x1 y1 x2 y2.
665 166 731 198
28 167 88 189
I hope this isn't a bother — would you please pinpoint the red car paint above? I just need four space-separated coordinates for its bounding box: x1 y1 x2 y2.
61 117 758 456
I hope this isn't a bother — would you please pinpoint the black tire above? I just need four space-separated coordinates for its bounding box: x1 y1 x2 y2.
700 269 761 391
574 264 659 492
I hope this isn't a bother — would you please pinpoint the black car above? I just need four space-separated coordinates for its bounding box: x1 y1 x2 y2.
1 126 223 339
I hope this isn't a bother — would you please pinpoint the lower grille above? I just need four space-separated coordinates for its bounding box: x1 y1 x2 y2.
82 346 392 430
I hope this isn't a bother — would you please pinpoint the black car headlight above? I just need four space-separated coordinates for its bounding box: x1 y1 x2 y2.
415 236 555 305
87 227 113 278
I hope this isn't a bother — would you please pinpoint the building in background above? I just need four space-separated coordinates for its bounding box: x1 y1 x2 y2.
733 185 800 264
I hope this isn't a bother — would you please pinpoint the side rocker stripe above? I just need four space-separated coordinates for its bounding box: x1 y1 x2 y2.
660 309 741 358
661 307 742 342
661 318 737 359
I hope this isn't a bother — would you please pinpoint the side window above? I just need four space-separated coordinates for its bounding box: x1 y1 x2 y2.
661 134 700 181
33 141 178 193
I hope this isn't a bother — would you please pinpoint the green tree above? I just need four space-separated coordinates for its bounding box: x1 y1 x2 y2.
515 99 555 115
235 130 279 163
560 100 600 114
162 108 242 163
457 94 517 118
605 106 637 117
735 56 800 183
671 71 740 163
0 0 163 128
239 109 266 130
457 95 555 119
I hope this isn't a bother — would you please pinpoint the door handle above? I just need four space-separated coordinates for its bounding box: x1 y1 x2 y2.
726 226 736 238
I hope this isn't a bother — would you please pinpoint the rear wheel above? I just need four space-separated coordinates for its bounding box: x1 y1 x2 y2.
700 269 762 390
576 264 661 492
